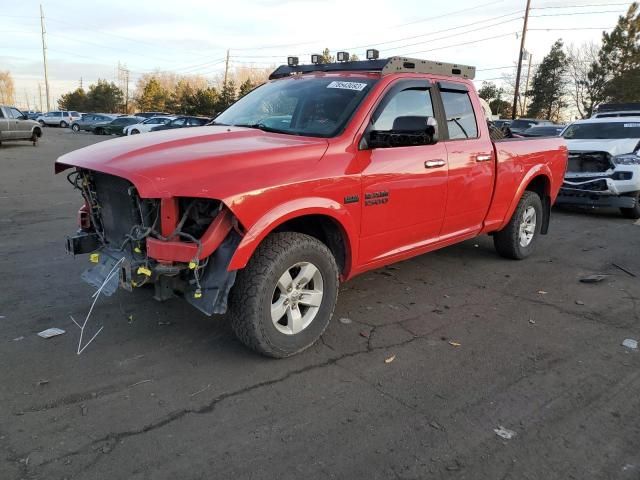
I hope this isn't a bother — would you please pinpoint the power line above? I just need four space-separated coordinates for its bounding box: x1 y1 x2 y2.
398 31 518 57
531 2 630 9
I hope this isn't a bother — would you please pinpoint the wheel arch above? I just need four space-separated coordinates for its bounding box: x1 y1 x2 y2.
500 167 553 235
227 199 357 279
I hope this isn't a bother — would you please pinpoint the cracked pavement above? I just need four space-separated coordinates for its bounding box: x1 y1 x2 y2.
1 129 639 479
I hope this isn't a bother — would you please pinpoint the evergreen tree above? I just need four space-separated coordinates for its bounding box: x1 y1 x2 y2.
217 80 237 111
136 77 169 112
58 87 88 111
86 80 123 112
598 2 640 102
525 39 568 120
191 87 218 116
238 78 256 98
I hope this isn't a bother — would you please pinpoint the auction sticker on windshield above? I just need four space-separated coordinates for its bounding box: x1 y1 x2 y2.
624 123 640 128
327 81 368 91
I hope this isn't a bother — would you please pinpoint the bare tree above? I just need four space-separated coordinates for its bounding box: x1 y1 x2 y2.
0 70 15 104
566 42 605 119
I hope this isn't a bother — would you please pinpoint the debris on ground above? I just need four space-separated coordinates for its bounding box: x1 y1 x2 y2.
128 379 152 388
12 336 24 342
448 341 461 347
537 290 548 295
622 339 638 350
37 328 66 339
157 321 172 326
189 384 212 397
384 355 396 363
579 274 608 284
0 315 5 319
81 404 88 416
529 318 536 325
575 300 585 305
36 379 49 386
338 317 352 325
127 315 134 324
612 263 637 278
359 330 370 338
494 426 517 439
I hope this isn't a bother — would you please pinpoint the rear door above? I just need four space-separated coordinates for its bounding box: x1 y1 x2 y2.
358 79 449 264
438 82 495 239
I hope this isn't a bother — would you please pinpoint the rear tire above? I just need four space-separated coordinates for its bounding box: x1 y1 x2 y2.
60 121 68 128
620 193 640 219
229 232 339 358
494 191 543 260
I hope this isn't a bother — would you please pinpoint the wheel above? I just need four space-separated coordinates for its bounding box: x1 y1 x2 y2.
71 124 80 132
229 232 339 358
130 129 140 135
38 120 45 127
94 128 103 135
60 121 68 128
493 191 543 259
620 193 640 219
31 132 38 146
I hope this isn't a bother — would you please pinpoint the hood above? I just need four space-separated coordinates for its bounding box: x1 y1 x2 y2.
56 126 330 200
566 138 640 157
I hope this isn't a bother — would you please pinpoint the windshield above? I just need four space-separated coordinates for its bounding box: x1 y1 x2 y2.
213 76 377 137
563 122 640 139
511 119 537 129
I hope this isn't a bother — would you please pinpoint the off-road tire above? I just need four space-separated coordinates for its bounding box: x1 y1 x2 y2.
620 193 640 219
494 191 543 260
229 232 340 358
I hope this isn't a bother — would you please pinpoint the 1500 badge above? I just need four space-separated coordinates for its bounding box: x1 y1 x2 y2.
364 191 389 206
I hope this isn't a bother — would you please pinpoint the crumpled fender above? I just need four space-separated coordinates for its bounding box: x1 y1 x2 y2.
227 197 358 276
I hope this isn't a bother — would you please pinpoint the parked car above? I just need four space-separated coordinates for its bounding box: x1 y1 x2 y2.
520 125 564 137
25 111 42 120
0 105 43 146
556 116 640 218
71 113 117 133
124 116 175 135
57 55 567 358
134 111 171 119
592 102 640 118
89 116 143 136
150 116 210 131
36 111 81 128
493 119 512 129
509 118 554 134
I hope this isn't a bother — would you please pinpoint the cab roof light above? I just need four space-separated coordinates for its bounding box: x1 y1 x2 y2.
287 56 299 67
366 49 379 60
336 51 350 62
311 54 322 64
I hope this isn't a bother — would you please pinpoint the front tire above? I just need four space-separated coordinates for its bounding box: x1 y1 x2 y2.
229 232 339 358
620 193 640 219
494 191 543 259
130 129 140 135
71 124 80 132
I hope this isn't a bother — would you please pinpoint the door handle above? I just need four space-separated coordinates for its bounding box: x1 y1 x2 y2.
475 153 492 162
424 159 446 168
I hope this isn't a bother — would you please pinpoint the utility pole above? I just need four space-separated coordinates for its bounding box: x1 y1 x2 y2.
38 83 43 112
223 49 230 87
521 53 533 116
40 4 51 112
80 76 83 89
124 69 129 113
512 0 531 120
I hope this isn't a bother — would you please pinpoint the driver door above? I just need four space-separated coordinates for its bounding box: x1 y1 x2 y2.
358 80 449 265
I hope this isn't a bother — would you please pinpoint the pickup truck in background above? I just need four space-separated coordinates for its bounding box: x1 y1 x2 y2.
56 55 567 358
557 117 640 218
0 105 43 146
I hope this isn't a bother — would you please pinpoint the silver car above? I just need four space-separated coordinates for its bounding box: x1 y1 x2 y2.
0 105 43 146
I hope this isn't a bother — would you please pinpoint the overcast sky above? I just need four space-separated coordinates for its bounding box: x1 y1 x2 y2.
1 0 631 110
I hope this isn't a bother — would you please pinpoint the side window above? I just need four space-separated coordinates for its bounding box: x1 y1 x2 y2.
372 88 434 131
9 108 23 119
172 118 187 126
441 90 478 140
0 108 4 118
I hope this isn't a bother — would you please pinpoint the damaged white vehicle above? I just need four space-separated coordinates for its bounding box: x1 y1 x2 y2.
557 117 640 219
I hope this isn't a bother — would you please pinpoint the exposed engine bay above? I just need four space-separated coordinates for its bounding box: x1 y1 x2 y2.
65 168 241 315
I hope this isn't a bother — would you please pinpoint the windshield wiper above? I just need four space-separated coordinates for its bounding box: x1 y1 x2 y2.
208 121 229 126
233 123 289 134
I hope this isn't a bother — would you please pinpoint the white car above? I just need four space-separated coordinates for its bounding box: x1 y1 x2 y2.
557 117 640 218
124 116 175 135
36 110 81 128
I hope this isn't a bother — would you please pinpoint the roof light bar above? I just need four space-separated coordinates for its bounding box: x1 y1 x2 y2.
336 51 349 62
287 56 299 67
366 49 379 60
311 54 322 64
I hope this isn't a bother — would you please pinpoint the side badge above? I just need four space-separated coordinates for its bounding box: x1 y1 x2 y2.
344 195 359 204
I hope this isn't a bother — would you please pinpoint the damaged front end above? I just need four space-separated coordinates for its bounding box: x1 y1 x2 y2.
557 150 638 208
65 169 242 315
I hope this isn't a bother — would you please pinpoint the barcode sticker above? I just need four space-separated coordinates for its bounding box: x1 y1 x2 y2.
624 123 640 127
327 81 368 91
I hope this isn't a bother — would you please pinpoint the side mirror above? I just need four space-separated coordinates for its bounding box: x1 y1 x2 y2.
361 116 438 150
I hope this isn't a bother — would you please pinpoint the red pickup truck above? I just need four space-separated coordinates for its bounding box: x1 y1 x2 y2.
56 56 567 357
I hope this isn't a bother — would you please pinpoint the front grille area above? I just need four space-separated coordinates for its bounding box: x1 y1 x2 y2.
92 172 140 247
562 179 609 192
567 151 613 173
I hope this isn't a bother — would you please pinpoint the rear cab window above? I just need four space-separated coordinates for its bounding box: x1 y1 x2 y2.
440 88 478 140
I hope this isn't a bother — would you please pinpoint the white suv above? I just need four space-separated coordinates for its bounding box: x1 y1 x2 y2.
557 117 640 218
36 111 81 128
123 116 175 135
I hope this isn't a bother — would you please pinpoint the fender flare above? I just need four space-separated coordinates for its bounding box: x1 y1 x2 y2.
227 197 358 275
500 164 553 231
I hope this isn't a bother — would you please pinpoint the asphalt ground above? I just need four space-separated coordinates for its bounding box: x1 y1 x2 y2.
1 128 639 480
